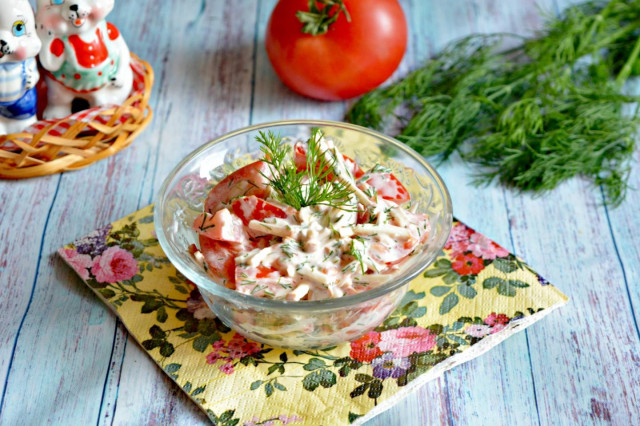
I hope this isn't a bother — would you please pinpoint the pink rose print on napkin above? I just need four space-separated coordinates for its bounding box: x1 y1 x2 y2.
484 312 511 333
467 232 509 260
464 313 513 338
378 326 437 358
91 246 138 283
59 248 93 280
464 324 491 338
444 222 472 257
444 222 509 260
206 333 262 375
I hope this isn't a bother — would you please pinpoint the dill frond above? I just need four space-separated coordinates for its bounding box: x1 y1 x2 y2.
346 0 640 206
257 129 355 210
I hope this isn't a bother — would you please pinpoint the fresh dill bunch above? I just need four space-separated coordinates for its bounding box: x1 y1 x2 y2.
346 0 640 206
257 129 354 210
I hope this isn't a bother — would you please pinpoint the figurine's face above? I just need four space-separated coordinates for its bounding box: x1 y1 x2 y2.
0 0 41 64
36 0 114 35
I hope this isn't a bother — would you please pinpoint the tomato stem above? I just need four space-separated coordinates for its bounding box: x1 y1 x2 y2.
296 0 351 36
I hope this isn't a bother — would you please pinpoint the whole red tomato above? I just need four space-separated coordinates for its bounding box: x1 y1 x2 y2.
265 0 408 101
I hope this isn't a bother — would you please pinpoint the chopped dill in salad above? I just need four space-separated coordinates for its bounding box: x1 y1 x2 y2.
190 130 431 301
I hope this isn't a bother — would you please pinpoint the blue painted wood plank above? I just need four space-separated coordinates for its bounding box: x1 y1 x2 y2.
505 178 640 425
0 176 61 414
366 1 556 425
109 1 261 424
510 0 640 423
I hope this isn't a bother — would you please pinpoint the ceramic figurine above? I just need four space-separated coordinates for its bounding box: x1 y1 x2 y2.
35 0 132 119
0 0 41 134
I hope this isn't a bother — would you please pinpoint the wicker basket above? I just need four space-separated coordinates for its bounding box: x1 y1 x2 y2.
0 54 153 179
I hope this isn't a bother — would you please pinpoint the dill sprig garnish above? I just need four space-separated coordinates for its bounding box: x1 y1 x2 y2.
346 0 640 206
257 129 355 210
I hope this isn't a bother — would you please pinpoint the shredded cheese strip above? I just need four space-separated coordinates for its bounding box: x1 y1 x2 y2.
248 218 295 237
319 138 375 207
350 224 411 238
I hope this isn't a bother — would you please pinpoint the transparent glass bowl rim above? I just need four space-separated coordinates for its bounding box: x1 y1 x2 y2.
154 119 453 313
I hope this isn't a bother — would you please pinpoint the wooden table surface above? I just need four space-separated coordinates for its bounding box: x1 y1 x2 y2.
2 0 639 424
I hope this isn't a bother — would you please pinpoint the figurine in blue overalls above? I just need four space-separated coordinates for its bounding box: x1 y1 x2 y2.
0 0 41 135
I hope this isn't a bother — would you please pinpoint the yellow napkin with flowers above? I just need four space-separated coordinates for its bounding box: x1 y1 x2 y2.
59 205 567 425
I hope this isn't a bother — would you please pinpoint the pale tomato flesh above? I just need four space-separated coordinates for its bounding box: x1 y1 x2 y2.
364 172 410 204
231 195 289 226
192 208 246 243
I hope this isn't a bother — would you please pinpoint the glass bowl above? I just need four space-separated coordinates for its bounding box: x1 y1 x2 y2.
155 120 452 349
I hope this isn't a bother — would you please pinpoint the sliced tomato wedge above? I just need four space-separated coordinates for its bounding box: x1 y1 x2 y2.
231 195 288 226
372 212 430 265
204 161 272 214
192 208 246 243
363 171 410 204
199 235 238 287
293 142 364 180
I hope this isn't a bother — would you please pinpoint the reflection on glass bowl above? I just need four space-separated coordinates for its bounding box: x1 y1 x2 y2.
155 120 452 349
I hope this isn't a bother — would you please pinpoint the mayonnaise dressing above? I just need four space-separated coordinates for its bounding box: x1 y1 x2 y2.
230 137 431 301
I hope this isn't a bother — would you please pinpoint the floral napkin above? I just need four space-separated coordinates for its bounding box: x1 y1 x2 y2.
59 205 567 425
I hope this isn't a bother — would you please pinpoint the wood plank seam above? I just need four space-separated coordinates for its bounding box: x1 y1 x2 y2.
248 0 263 126
442 373 456 426
96 318 126 425
96 51 176 425
600 187 640 342
502 187 543 426
0 174 63 415
102 1 265 423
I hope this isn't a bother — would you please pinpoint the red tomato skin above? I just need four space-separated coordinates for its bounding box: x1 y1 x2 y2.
204 161 271 214
293 142 364 179
231 195 289 226
265 0 408 101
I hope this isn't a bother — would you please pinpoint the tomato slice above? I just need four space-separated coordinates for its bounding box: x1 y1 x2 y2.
198 235 238 287
204 161 272 214
372 212 430 265
293 142 364 180
192 208 245 243
363 171 410 204
231 195 288 226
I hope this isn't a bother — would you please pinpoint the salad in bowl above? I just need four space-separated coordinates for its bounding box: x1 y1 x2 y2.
155 121 452 349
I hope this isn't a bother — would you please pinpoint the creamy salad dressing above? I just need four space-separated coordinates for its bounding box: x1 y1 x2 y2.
192 135 431 302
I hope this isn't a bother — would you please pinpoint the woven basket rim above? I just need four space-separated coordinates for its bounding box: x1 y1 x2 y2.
0 53 154 179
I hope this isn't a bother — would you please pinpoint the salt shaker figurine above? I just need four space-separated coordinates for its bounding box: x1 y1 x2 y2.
35 0 133 119
0 0 41 135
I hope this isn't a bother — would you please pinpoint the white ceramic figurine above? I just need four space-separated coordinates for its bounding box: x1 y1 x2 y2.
35 0 132 119
0 0 41 134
